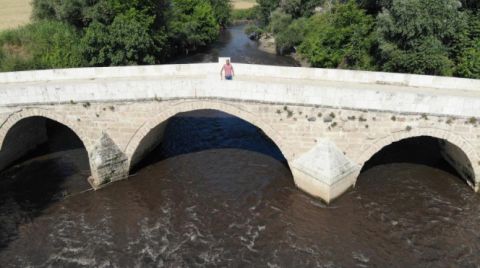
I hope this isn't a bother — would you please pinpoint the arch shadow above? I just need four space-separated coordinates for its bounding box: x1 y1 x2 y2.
125 101 292 173
358 129 478 190
0 113 92 251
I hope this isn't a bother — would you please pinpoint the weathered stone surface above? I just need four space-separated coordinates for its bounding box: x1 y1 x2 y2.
291 139 360 202
0 116 47 170
0 63 479 203
89 132 128 188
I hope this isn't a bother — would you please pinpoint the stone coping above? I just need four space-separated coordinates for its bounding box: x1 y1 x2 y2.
0 63 478 92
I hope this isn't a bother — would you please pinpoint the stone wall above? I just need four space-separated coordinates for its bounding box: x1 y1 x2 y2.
130 119 169 169
0 116 47 170
0 64 479 202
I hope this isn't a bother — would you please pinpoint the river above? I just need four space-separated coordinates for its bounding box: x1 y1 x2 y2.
1 25 480 267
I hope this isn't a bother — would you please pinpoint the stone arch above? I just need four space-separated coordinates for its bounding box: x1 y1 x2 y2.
0 108 94 177
124 100 292 170
357 128 479 190
0 108 92 151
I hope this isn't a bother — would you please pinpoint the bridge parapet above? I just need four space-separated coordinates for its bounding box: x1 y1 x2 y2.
1 63 478 91
0 64 479 203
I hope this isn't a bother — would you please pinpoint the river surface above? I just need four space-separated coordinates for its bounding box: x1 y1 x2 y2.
170 24 300 66
1 25 480 267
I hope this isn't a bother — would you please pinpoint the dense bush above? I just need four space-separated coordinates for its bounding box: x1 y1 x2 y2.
0 20 83 72
257 0 480 78
299 0 376 69
167 0 219 55
81 10 166 66
209 0 232 26
268 8 292 34
0 0 223 71
456 42 480 78
376 0 467 76
232 6 260 21
275 17 308 54
245 23 264 35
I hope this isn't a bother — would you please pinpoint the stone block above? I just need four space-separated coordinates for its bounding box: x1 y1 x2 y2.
291 138 360 203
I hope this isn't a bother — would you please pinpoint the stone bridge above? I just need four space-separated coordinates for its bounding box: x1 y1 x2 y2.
0 63 479 203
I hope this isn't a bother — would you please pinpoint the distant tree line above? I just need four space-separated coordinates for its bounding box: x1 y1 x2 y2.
252 0 480 78
0 0 231 71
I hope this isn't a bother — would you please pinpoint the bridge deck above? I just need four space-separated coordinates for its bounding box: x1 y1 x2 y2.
0 64 479 117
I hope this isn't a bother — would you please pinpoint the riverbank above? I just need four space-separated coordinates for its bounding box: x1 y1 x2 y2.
257 34 311 67
232 0 257 10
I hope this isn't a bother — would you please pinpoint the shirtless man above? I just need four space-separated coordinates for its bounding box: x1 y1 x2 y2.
220 59 235 80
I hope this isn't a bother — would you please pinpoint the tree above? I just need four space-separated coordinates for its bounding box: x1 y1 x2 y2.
81 10 167 66
0 21 84 71
257 0 281 25
275 17 308 54
268 8 292 34
209 0 232 26
32 0 170 29
298 0 376 69
460 0 480 11
280 0 302 17
456 42 480 78
376 0 468 76
454 12 480 78
356 0 392 14
32 0 101 28
167 0 219 55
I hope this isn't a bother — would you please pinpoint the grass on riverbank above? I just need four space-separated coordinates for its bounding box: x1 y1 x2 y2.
232 7 260 21
232 0 257 10
0 20 84 72
0 0 31 30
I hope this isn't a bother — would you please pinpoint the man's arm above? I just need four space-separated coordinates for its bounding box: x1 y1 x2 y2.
220 66 224 80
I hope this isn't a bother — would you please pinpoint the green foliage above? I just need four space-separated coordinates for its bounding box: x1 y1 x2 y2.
268 8 292 34
376 0 468 76
257 0 281 25
455 12 480 78
21 0 221 69
298 0 376 69
380 36 454 75
32 0 101 28
209 0 232 26
245 23 264 35
356 0 392 14
0 20 84 72
460 0 480 11
81 10 166 66
167 0 220 54
280 0 302 17
232 6 260 21
275 17 308 54
456 41 480 78
280 0 323 18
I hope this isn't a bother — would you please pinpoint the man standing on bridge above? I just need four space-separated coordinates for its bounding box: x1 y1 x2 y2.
220 59 235 80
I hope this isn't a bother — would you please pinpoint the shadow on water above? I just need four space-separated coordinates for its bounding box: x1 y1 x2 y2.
360 136 464 182
132 110 289 174
0 121 91 251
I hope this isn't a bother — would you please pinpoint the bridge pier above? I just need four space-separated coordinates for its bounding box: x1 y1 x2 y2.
291 139 360 203
88 133 129 189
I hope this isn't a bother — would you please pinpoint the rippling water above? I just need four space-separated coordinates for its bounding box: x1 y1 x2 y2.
1 110 480 267
1 25 480 267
